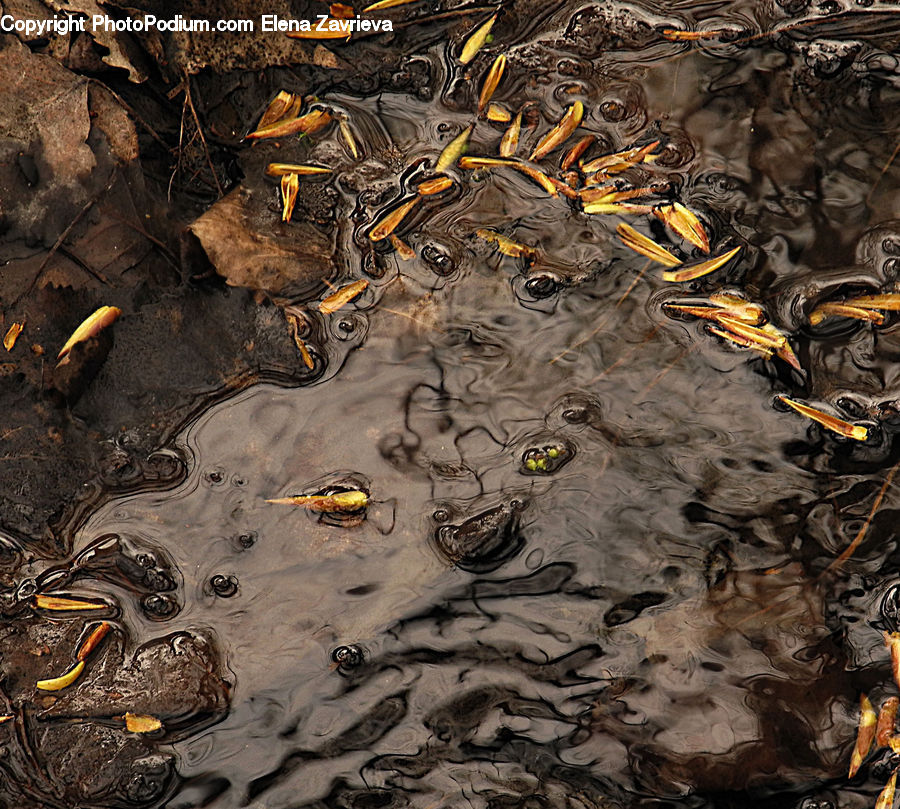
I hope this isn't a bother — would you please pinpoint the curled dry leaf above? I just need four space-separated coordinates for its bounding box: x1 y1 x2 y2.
436 125 473 173
716 316 784 349
369 198 421 241
616 223 680 267
266 490 370 512
37 660 85 692
708 325 772 358
530 101 584 161
476 229 536 259
478 53 507 115
3 322 24 352
285 308 315 370
460 13 497 64
319 279 370 314
777 396 867 441
124 712 163 733
662 28 722 41
500 111 522 157
58 306 121 361
663 246 741 283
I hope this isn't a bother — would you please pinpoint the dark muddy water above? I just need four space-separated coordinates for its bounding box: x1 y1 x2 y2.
5 0 900 807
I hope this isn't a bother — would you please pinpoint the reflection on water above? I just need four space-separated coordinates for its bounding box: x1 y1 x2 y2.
5 0 900 806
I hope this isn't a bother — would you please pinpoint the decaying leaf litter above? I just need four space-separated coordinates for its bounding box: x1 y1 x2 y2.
5 3 892 808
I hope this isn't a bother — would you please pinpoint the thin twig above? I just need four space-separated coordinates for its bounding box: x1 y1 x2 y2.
183 74 224 197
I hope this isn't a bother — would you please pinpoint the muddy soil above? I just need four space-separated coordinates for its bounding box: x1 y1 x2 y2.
2 0 900 807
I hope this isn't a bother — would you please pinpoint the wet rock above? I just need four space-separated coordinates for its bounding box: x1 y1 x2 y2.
434 500 527 572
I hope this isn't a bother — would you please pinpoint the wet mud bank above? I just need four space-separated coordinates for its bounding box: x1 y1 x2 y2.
2 0 900 807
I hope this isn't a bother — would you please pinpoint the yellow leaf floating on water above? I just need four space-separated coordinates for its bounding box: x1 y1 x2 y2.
877 770 898 809
266 490 369 512
339 118 360 158
582 141 659 175
843 294 900 311
886 632 900 692
37 660 85 692
876 697 900 748
561 134 594 170
616 223 680 267
850 693 877 777
708 293 765 325
265 163 332 177
258 91 300 130
777 396 867 442
417 176 454 196
500 111 522 157
246 108 331 140
0 715 12 725
318 279 370 314
389 234 416 260
663 246 741 282
77 622 111 662
436 125 473 173
34 594 107 611
707 325 772 358
3 322 23 352
662 28 722 41
280 173 299 223
460 13 497 64
529 101 584 161
124 712 163 733
486 103 511 122
654 202 710 253
478 53 506 115
369 197 421 241
57 306 121 361
459 156 515 170
287 24 352 39
809 302 885 326
476 229 536 259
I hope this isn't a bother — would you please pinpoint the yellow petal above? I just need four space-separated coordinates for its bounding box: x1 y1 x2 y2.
850 693 878 778
258 91 297 130
809 302 885 326
435 125 473 173
57 306 121 361
287 25 352 39
369 197 421 241
265 163 332 177
663 246 741 282
777 396 868 442
389 234 416 260
876 771 897 809
486 103 511 122
654 202 710 253
500 111 522 157
266 490 369 512
478 53 506 115
616 223 680 267
476 229 535 259
318 280 370 314
339 119 360 158
34 595 107 611
3 322 24 352
417 176 454 196
460 13 497 65
842 294 900 311
246 109 331 140
37 660 85 692
124 712 163 733
582 141 659 174
561 135 594 170
529 101 584 161
280 173 299 223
